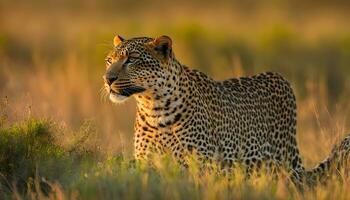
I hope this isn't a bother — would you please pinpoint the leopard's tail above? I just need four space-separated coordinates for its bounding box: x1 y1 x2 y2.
305 134 350 186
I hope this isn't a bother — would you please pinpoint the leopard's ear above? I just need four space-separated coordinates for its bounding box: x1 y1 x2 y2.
113 35 125 47
148 35 172 60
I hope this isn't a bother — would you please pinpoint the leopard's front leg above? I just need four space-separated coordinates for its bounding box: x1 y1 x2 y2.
133 116 159 160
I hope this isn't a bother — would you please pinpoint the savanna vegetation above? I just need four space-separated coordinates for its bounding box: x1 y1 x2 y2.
1 0 350 199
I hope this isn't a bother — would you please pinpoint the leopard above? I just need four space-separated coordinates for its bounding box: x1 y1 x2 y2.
103 35 350 188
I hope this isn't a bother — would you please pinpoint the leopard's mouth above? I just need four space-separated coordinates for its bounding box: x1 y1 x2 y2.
108 86 146 103
112 86 146 97
109 90 129 103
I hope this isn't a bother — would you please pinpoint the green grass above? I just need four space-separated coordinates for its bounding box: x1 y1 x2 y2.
0 119 99 198
1 118 350 200
0 118 285 199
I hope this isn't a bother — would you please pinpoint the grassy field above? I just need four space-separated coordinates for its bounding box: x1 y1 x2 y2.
1 0 350 199
0 118 349 200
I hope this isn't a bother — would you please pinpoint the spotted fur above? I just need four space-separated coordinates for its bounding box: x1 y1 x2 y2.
103 35 350 187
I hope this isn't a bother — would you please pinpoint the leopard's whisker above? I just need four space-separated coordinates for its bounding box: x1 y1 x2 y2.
114 82 133 86
100 85 112 103
99 86 107 103
111 85 134 90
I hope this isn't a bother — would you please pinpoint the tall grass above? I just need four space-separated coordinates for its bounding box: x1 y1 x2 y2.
0 117 350 199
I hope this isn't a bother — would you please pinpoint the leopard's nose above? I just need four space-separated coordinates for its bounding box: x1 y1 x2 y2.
103 75 118 86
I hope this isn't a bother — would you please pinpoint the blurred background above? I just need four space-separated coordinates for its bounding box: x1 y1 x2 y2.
1 0 350 167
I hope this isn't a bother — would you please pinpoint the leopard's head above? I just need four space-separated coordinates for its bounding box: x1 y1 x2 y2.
103 35 175 104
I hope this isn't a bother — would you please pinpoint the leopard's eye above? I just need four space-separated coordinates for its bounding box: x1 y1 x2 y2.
127 57 137 63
